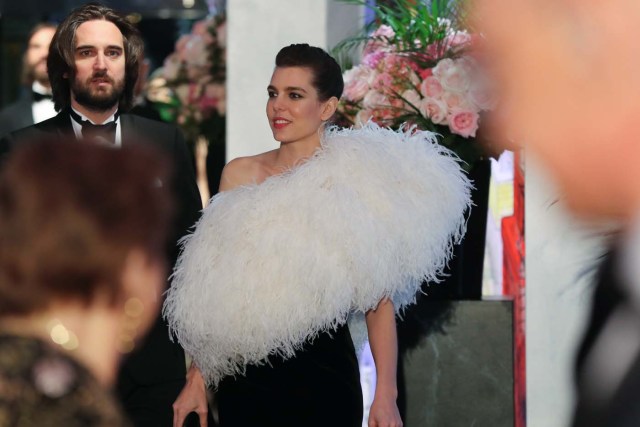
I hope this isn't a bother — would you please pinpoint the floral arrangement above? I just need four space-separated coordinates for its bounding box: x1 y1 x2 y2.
335 0 494 166
147 13 226 143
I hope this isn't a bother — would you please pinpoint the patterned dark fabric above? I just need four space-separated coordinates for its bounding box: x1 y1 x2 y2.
0 334 131 427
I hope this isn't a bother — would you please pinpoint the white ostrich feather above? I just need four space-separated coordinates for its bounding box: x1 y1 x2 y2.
163 122 472 386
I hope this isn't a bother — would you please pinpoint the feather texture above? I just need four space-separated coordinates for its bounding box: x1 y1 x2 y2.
163 123 472 386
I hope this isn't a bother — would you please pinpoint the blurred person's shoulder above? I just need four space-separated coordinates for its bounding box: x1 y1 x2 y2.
0 333 132 427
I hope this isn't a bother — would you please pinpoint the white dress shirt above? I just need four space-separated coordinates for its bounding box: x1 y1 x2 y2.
31 81 56 124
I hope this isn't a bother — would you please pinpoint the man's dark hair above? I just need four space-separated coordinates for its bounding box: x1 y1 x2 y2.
47 2 143 112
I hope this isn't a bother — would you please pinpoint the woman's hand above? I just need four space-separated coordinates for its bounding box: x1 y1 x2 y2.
172 364 208 427
368 390 403 427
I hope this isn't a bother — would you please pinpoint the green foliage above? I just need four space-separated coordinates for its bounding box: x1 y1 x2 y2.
333 0 467 69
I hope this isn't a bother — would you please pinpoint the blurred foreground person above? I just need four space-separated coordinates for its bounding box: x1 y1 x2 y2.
0 139 173 426
476 1 640 426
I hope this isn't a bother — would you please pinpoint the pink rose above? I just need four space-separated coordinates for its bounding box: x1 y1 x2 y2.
444 31 472 50
364 25 396 55
343 66 371 101
402 89 421 110
448 109 480 138
420 76 444 99
373 107 395 122
363 89 389 109
183 35 209 68
162 54 181 81
420 98 448 125
200 83 223 115
389 97 404 109
425 42 446 60
372 72 393 90
192 20 210 36
442 91 471 110
362 51 386 68
372 24 395 39
175 35 190 55
355 109 373 126
344 79 370 102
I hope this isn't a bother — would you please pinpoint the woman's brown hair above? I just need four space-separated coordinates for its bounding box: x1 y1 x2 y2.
0 138 174 315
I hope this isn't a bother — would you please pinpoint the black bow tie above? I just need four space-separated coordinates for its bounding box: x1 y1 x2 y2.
32 91 52 102
69 108 118 144
81 121 117 144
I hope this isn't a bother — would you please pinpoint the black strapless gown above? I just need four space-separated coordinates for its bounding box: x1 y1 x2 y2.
215 323 363 427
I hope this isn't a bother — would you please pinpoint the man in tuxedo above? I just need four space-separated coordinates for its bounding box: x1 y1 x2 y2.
476 1 640 425
0 22 57 137
0 4 207 427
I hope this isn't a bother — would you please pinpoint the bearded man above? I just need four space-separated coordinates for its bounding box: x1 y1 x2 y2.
0 23 57 137
0 4 205 427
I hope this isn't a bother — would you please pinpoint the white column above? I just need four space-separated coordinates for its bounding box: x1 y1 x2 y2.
226 0 363 160
526 156 606 426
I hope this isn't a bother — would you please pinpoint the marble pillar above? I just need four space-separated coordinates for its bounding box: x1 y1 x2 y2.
400 299 514 427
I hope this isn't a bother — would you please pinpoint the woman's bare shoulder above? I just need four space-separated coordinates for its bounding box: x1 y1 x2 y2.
219 151 277 192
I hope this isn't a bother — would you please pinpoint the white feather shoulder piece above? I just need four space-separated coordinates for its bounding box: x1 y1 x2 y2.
163 123 472 386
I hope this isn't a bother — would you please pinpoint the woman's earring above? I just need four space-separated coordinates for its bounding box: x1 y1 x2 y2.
117 297 144 354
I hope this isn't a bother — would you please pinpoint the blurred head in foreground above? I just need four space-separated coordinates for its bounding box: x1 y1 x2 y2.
475 0 640 221
0 139 173 386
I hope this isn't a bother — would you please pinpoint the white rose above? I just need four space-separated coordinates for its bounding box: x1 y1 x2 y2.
439 62 470 93
432 58 455 79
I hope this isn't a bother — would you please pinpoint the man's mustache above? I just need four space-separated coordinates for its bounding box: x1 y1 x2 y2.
88 71 114 84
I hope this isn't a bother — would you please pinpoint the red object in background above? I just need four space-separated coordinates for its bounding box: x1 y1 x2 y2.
503 150 525 427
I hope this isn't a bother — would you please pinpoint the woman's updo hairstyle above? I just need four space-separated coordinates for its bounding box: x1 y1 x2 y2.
275 43 344 102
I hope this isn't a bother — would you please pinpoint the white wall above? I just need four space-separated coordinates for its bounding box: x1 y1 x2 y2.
526 156 606 426
226 0 363 160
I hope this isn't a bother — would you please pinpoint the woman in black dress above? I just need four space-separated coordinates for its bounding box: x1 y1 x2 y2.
171 45 403 427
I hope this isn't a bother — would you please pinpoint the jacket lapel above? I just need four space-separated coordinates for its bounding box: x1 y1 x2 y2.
43 111 76 140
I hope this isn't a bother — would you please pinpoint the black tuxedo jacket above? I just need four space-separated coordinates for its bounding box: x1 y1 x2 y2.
573 244 640 427
0 111 202 387
0 94 34 139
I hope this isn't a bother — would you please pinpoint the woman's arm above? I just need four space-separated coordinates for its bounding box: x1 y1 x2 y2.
366 298 403 427
172 364 208 427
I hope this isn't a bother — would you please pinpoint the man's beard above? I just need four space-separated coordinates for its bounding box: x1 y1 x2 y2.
25 59 49 86
71 71 125 112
